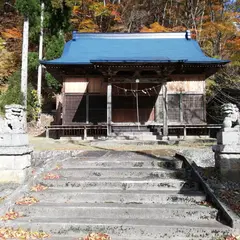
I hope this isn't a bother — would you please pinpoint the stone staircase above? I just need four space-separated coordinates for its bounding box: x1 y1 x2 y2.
7 151 232 239
111 126 161 141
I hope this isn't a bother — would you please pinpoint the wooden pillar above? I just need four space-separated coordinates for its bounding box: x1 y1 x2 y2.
203 94 207 122
86 94 89 124
46 128 49 138
180 92 183 122
107 83 112 136
183 126 187 139
162 83 168 137
84 126 87 140
155 93 161 123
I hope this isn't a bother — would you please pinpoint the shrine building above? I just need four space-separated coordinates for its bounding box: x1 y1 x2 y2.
41 31 229 139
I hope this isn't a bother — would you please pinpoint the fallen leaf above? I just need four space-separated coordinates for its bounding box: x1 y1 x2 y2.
0 210 21 221
0 227 49 239
81 232 111 240
31 184 48 192
43 173 60 180
197 201 213 208
15 197 39 205
226 235 238 240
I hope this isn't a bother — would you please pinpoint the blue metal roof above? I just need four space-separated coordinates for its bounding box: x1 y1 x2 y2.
41 32 229 65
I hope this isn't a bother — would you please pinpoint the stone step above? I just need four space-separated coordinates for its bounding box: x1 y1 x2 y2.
15 202 218 220
30 189 206 204
66 155 175 162
114 135 158 141
113 132 155 136
48 236 215 240
60 158 183 169
96 152 176 163
79 151 152 160
53 168 186 179
6 218 231 239
40 178 195 191
112 126 150 131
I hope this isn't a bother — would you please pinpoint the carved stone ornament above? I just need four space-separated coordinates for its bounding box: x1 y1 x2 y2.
0 104 26 134
221 103 240 129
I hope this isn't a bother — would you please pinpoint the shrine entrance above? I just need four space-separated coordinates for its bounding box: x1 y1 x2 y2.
112 83 161 124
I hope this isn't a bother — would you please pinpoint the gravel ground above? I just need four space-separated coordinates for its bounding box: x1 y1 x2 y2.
180 148 240 218
198 166 240 217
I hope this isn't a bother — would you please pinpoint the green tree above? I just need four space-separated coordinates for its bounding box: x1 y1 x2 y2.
0 71 23 113
44 34 65 91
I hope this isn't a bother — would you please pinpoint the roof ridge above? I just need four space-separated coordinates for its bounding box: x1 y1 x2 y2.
72 31 190 40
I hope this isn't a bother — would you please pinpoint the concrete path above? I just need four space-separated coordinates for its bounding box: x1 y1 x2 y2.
3 151 233 239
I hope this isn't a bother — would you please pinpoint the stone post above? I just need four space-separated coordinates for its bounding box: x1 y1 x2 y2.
0 104 33 183
212 129 240 182
212 103 240 182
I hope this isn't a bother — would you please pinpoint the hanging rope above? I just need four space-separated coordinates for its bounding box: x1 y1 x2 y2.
113 84 162 95
112 83 162 128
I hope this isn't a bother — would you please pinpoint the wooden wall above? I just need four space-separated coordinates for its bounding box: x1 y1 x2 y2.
167 80 205 94
62 76 206 125
64 77 107 94
63 94 86 125
64 78 88 93
112 95 156 123
64 76 205 94
63 77 107 125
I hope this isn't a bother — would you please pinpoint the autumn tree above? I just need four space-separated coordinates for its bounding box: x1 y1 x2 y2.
0 37 19 84
0 0 239 121
71 0 122 32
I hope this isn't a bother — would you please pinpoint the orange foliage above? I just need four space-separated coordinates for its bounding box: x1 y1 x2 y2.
141 22 187 33
78 19 99 32
2 28 22 39
71 1 121 32
140 22 169 33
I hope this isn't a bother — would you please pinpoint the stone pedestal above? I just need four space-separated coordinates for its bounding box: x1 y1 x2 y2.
0 133 29 147
213 129 240 182
0 146 33 183
0 105 33 183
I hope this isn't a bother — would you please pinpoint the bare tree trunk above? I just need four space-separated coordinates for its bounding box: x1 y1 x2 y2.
162 0 168 26
190 0 198 39
37 2 44 117
21 16 29 107
198 0 206 42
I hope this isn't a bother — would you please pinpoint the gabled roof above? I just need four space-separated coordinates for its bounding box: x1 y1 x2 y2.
41 31 229 65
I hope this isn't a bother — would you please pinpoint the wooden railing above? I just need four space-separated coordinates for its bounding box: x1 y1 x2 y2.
45 125 107 139
45 124 222 139
165 124 222 138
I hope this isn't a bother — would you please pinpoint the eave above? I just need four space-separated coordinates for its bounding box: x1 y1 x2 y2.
42 61 228 82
